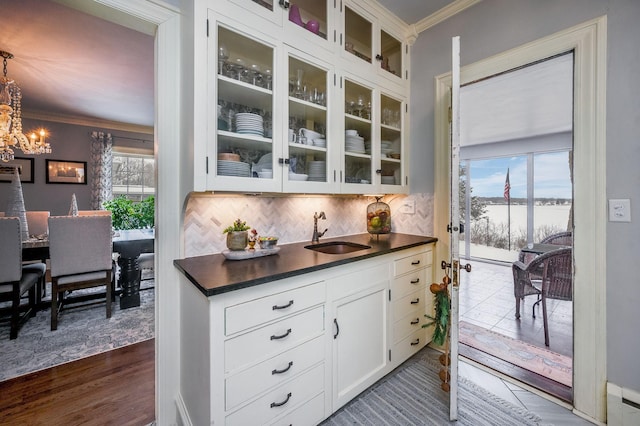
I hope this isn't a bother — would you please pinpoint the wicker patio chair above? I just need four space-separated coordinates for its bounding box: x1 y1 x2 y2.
513 247 572 346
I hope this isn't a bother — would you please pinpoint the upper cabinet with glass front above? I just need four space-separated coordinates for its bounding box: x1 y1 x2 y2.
212 21 279 192
341 0 406 87
224 0 336 53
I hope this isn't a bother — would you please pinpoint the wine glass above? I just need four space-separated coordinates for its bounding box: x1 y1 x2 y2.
218 45 229 75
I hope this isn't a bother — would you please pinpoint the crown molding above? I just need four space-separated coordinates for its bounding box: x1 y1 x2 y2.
22 110 153 134
413 0 482 34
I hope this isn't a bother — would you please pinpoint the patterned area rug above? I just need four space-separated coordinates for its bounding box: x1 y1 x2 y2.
0 282 154 382
322 345 545 425
459 321 572 387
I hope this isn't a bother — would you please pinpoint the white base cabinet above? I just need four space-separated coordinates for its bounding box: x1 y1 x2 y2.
179 244 433 425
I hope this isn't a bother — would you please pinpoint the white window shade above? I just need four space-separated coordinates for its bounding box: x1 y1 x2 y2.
460 52 573 158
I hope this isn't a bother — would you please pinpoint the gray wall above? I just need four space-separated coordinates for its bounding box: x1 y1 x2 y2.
410 0 639 392
0 118 152 216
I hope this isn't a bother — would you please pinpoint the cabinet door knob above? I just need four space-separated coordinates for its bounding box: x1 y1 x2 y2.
279 0 290 9
375 169 382 174
270 328 292 340
410 278 420 284
333 318 340 339
278 158 290 165
411 338 420 346
410 298 419 304
375 54 383 61
410 318 419 325
411 260 421 265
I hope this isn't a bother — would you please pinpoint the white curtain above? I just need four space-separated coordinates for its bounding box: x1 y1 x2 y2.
90 131 113 210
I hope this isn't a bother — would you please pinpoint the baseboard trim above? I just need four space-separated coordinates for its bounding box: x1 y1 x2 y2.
607 382 640 426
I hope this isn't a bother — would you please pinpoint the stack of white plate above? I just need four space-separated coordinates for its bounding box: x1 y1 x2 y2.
381 176 395 185
308 161 326 182
381 140 394 155
235 113 264 136
218 160 251 177
346 134 366 154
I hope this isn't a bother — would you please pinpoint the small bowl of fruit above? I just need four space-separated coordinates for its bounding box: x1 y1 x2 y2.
259 236 278 249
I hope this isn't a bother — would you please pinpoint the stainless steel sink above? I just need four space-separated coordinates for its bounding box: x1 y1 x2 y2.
304 241 371 255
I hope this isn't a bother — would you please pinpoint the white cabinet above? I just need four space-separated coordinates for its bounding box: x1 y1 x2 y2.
390 246 434 364
190 0 411 194
179 243 434 425
329 264 389 409
340 0 407 87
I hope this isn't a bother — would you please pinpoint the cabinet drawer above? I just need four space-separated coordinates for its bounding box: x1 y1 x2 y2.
267 392 325 426
392 269 426 299
392 289 424 320
393 250 431 277
393 328 427 364
226 282 325 336
225 306 325 373
225 335 325 411
225 363 325 426
393 311 428 344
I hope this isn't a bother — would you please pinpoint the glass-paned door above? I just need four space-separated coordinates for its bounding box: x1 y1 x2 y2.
344 5 372 64
286 54 330 188
343 79 373 188
380 94 402 187
216 25 274 184
380 30 402 79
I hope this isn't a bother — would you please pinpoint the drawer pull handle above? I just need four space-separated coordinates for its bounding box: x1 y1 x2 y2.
410 318 419 325
410 278 420 284
411 260 421 265
273 300 294 310
410 298 420 304
270 392 292 408
411 338 420 346
270 329 292 340
272 361 293 375
333 318 339 339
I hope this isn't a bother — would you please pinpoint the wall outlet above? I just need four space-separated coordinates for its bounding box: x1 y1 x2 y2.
401 199 416 215
609 199 631 222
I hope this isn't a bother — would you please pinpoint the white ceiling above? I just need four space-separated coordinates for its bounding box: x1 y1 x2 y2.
0 0 455 131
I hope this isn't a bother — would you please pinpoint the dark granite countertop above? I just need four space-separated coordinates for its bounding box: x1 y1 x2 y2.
174 233 437 297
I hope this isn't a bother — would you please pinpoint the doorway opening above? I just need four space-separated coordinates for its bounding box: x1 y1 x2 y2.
457 52 574 402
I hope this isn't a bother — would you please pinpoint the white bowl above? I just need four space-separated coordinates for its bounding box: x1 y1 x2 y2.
258 170 273 179
289 173 308 181
345 129 358 136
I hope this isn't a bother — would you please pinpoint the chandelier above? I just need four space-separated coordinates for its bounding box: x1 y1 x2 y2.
0 50 51 162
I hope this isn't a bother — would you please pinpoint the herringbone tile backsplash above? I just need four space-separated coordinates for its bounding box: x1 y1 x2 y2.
183 193 434 257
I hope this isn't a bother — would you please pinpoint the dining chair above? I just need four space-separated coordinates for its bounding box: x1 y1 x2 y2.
25 211 50 238
48 215 113 330
0 217 46 339
513 247 572 346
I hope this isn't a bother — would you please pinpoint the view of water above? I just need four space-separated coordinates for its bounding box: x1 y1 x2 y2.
483 204 572 232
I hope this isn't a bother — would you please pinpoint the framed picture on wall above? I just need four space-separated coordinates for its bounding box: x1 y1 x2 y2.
46 159 87 184
0 157 34 183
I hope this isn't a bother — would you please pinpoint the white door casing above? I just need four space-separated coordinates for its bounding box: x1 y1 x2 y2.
433 16 607 423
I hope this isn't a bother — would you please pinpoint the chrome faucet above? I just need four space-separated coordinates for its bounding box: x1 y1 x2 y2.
312 211 327 243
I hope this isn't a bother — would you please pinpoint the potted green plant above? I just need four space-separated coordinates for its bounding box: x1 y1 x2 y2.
223 218 251 251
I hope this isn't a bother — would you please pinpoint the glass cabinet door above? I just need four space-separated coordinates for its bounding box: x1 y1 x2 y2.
344 5 373 65
343 79 373 188
379 94 402 188
216 25 275 185
286 55 330 188
379 30 402 81
285 0 331 43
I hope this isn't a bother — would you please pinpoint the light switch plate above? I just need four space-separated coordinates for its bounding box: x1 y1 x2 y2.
401 199 415 215
609 199 631 222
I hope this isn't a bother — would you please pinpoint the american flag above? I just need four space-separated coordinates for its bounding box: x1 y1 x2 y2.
504 169 511 201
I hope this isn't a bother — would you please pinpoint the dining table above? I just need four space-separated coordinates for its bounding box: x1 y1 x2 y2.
21 228 155 309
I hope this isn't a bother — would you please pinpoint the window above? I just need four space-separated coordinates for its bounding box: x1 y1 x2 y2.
112 152 155 201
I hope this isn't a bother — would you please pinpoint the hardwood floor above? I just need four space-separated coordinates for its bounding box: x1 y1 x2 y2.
0 339 155 425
